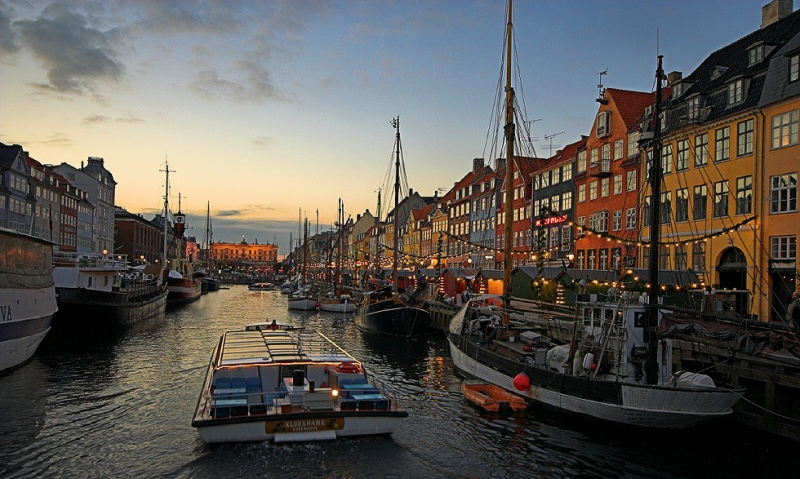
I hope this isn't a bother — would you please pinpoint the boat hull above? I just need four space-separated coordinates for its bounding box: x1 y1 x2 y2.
355 297 430 338
54 286 167 327
287 297 318 310
448 333 740 429
0 288 55 374
461 380 527 412
167 279 202 306
318 300 355 313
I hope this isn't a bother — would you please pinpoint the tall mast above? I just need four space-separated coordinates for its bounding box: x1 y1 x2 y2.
204 201 211 263
391 116 401 291
502 0 516 320
645 55 665 384
161 162 170 266
375 189 382 272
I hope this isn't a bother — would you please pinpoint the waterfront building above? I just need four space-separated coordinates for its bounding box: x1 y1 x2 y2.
469 160 497 269
54 157 116 254
114 207 163 264
0 143 34 233
26 155 62 246
574 88 655 272
445 159 493 268
348 209 376 268
531 136 585 266
430 203 449 269
640 2 800 321
757 11 800 320
211 240 278 267
495 155 541 268
51 172 82 253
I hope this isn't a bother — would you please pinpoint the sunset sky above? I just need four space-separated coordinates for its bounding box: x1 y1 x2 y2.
0 1 773 255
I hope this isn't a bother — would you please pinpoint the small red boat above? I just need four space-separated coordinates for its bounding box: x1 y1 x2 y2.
460 380 527 413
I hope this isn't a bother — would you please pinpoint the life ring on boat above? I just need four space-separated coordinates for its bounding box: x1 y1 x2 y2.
336 362 361 373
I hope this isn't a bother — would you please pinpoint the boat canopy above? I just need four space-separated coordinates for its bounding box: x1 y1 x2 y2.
216 330 355 368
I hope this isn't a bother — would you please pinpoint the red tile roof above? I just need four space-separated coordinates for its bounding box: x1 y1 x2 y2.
606 88 656 129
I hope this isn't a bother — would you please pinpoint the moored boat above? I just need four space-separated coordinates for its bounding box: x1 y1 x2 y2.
0 228 58 374
249 282 276 291
461 379 527 413
166 258 202 306
52 252 167 327
191 327 407 443
318 292 355 313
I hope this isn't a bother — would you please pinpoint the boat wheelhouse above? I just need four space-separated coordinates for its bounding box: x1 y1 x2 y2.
192 327 407 443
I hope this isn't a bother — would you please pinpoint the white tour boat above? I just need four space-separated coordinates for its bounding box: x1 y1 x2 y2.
192 326 407 443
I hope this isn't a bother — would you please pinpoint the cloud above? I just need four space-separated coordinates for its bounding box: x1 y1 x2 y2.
252 136 273 150
191 61 291 103
0 4 19 55
14 2 124 94
216 209 242 217
84 114 108 124
116 115 143 124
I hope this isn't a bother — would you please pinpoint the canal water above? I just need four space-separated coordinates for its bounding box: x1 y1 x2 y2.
1 286 795 478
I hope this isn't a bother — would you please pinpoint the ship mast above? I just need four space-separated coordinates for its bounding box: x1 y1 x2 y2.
645 55 665 384
161 162 170 267
391 116 401 292
502 0 515 323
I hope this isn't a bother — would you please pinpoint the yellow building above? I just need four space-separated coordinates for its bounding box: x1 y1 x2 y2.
640 6 800 321
211 240 278 266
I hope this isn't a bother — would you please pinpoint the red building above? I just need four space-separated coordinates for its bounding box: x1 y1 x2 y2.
496 155 544 267
574 88 656 272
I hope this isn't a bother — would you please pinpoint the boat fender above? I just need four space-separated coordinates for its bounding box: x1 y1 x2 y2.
582 353 595 373
513 372 530 391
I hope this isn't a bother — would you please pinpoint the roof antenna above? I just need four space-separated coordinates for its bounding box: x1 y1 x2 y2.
596 69 608 104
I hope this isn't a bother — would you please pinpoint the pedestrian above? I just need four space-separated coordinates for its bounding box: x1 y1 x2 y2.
786 291 800 328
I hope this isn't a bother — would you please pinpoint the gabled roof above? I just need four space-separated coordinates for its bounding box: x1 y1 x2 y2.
544 136 587 169
412 203 435 222
0 143 23 169
606 88 658 129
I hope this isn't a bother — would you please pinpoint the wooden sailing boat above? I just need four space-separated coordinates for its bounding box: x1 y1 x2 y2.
163 167 202 306
199 202 221 292
446 0 743 429
319 199 355 313
354 117 430 338
288 218 318 310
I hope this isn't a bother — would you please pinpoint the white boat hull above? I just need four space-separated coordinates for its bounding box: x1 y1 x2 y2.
287 297 318 310
197 414 402 443
448 337 739 429
0 287 57 374
318 300 355 313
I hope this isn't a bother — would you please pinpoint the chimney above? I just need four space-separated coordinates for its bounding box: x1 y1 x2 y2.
667 71 683 86
495 158 507 171
762 0 793 29
409 188 414 196
472 157 485 173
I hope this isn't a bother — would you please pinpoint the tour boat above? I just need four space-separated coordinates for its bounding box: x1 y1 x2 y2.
191 327 407 443
461 380 527 413
0 228 58 374
248 282 276 291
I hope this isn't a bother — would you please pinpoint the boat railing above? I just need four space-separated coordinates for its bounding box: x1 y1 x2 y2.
53 251 128 270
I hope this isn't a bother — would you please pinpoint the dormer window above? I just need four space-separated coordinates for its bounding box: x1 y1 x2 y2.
596 111 610 138
748 43 764 66
728 78 748 106
672 82 683 98
711 66 728 80
687 96 701 120
790 54 799 83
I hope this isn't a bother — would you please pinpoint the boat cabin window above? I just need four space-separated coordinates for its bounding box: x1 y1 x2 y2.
88 277 92 287
604 308 614 323
582 307 592 327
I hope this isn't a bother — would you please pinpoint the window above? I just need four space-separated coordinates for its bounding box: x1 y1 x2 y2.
676 139 689 170
673 82 684 97
601 143 611 161
589 210 609 232
736 176 752 215
748 45 764 66
675 244 687 270
552 168 560 185
596 111 610 137
676 188 689 222
614 139 623 160
627 132 640 157
576 250 585 269
589 181 598 200
661 145 673 175
687 97 701 120
578 184 586 202
643 196 651 227
694 185 708 220
562 191 573 211
659 245 670 270
590 148 598 167
660 191 672 224
715 127 730 162
771 236 797 260
551 194 560 212
692 242 706 274
588 250 596 269
541 172 550 188
613 174 622 195
713 180 729 218
611 247 622 270
550 227 559 248
562 164 573 181
612 210 622 231
625 208 636 230
599 249 609 270
626 170 637 192
577 151 587 173
561 225 571 251
695 133 708 167
737 119 754 156
728 79 744 105
600 178 609 197
770 173 798 213
771 110 799 149
790 55 799 83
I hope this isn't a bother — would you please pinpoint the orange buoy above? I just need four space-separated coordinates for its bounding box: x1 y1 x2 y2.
513 372 530 391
